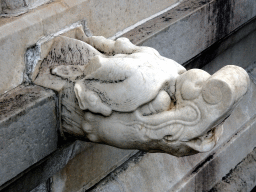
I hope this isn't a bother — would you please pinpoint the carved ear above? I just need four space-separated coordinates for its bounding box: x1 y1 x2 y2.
51 65 85 80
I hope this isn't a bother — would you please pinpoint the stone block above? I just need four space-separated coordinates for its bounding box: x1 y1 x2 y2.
1 1 256 192
0 85 57 187
1 139 137 192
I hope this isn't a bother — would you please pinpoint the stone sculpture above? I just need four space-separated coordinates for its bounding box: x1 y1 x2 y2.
31 33 249 157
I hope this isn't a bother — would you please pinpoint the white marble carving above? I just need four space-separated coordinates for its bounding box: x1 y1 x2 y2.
32 34 250 156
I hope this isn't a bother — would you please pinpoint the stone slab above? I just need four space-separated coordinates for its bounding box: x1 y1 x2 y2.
176 115 256 191
184 16 256 70
209 147 256 192
0 139 137 192
0 85 57 186
86 76 256 192
0 0 178 95
202 26 256 75
51 145 137 192
1 140 89 192
122 0 256 65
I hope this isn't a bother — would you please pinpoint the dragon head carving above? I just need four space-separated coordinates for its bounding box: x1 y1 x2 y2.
33 35 249 156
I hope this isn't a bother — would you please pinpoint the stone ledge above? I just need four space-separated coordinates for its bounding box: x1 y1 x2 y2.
176 110 256 191
0 83 137 192
122 0 256 65
0 140 137 192
0 85 57 187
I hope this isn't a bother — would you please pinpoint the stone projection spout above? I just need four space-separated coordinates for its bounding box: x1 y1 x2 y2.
30 31 250 157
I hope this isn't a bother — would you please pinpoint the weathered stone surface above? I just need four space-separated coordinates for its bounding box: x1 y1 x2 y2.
1 140 88 192
32 6 256 192
209 147 256 192
202 27 256 74
30 181 48 192
185 16 256 70
123 0 256 65
0 139 137 192
85 76 256 192
0 0 178 95
1 0 51 17
51 145 137 192
0 85 57 186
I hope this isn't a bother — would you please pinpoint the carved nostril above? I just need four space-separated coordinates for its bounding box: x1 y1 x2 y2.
178 69 211 101
202 79 232 105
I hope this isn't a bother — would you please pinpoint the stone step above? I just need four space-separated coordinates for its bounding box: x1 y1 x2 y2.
0 85 57 187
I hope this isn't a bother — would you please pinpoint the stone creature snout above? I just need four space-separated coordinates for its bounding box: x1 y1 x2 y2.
35 35 250 156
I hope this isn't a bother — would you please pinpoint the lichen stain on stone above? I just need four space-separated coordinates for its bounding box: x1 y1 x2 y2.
213 0 234 40
0 86 48 119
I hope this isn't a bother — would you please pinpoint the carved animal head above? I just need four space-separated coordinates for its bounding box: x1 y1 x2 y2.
35 35 249 157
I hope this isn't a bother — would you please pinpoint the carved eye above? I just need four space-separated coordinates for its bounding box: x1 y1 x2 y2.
179 69 211 101
181 81 202 100
51 65 85 80
88 94 97 103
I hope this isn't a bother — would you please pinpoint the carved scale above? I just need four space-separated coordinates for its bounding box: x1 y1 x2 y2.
31 31 250 157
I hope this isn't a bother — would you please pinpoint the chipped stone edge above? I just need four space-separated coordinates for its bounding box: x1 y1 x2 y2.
24 21 92 84
0 86 56 125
